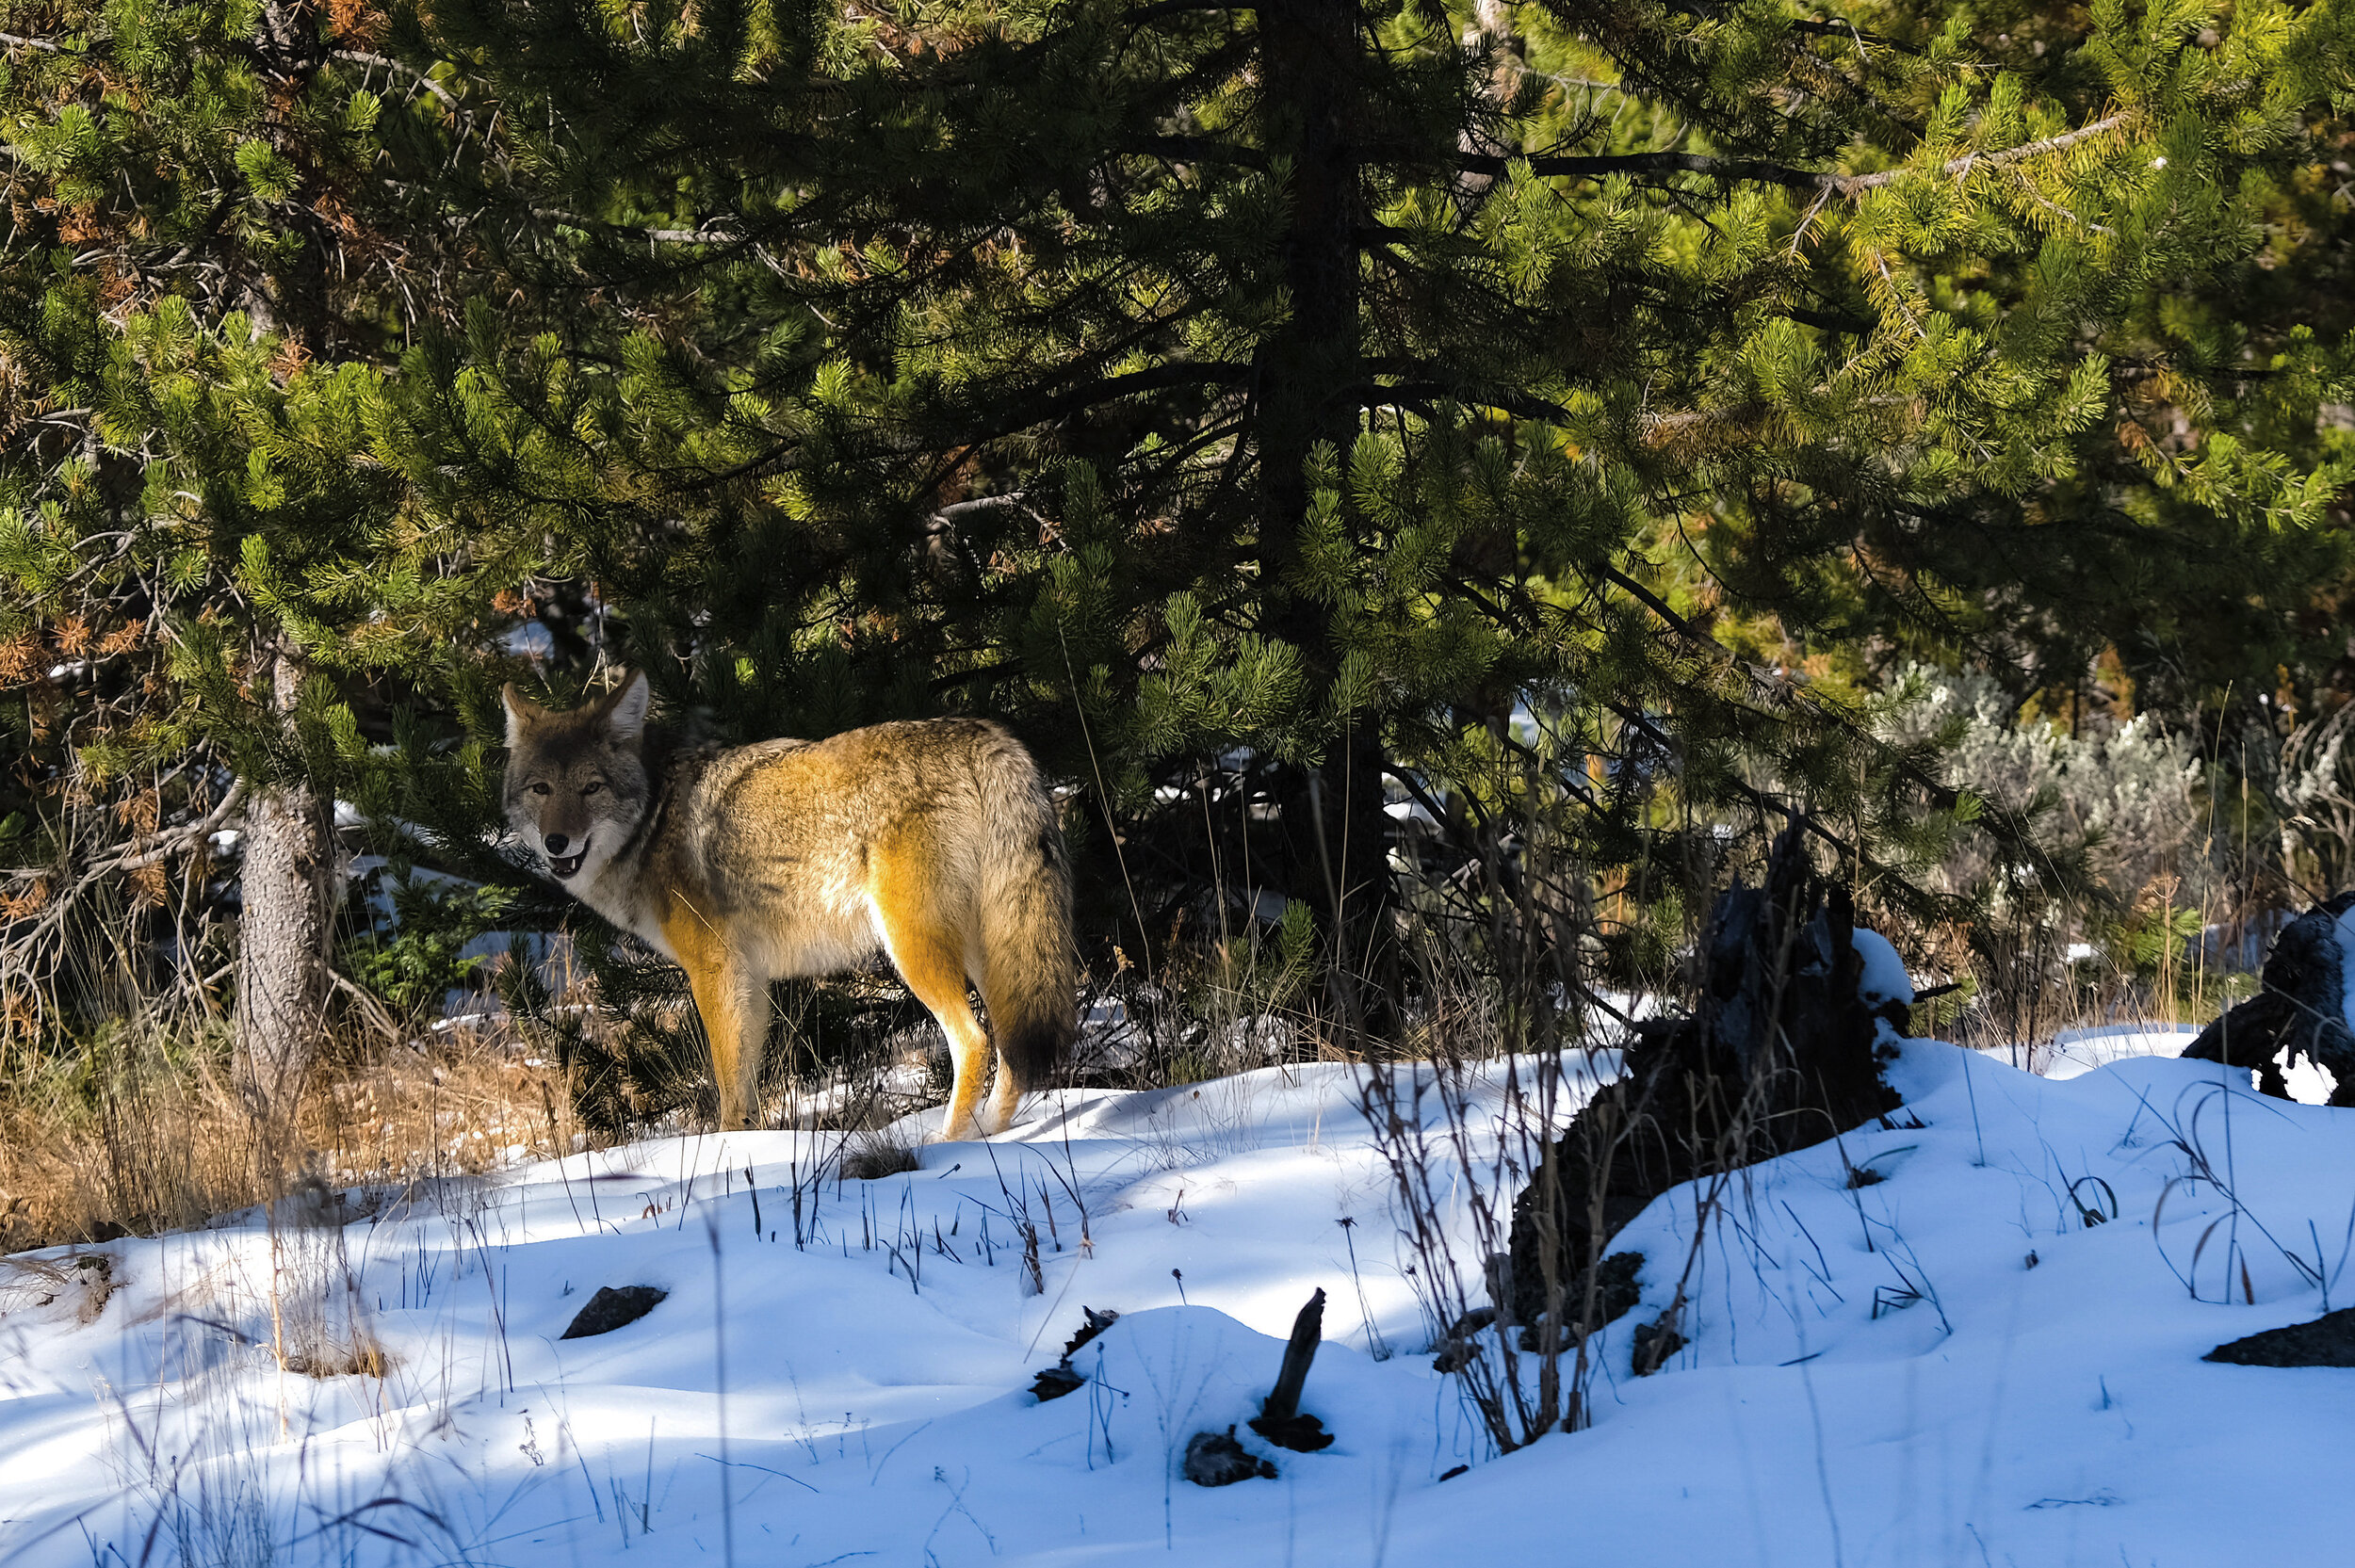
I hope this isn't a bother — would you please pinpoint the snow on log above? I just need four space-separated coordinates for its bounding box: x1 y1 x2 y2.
2182 894 2355 1106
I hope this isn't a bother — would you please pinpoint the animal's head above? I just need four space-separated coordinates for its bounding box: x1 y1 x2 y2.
501 672 652 886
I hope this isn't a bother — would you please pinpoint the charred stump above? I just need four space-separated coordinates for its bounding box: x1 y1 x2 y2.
1248 1288 1335 1452
1503 828 1908 1340
2181 894 2355 1106
1030 1305 1120 1401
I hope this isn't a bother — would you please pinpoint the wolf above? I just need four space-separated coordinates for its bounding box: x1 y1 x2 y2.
500 673 1076 1140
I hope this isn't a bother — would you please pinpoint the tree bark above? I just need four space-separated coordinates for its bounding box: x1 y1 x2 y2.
235 648 336 1099
231 2 338 1105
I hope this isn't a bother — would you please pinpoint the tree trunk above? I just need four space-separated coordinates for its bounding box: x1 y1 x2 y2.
232 3 337 1106
1255 0 1399 1036
235 650 335 1101
235 779 333 1087
2182 891 2355 1106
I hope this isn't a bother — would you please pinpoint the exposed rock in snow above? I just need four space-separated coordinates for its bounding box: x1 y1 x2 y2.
1503 830 1904 1334
559 1284 669 1339
2205 1306 2355 1368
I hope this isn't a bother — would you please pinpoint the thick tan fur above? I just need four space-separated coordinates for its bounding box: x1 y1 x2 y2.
502 674 1076 1139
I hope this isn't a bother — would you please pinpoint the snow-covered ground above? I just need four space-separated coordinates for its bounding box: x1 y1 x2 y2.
0 1034 2348 1566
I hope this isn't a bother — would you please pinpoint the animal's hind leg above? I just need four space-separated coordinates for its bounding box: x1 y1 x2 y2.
870 878 994 1141
887 928 994 1141
983 1048 1025 1134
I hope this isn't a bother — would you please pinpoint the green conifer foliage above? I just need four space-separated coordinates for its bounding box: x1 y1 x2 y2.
0 0 518 1059
8 0 2351 1059
428 0 2355 1022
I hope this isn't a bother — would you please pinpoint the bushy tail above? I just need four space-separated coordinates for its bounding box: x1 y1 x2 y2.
974 733 1078 1092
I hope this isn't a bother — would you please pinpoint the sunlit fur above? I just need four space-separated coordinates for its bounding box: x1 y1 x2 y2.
503 674 1077 1139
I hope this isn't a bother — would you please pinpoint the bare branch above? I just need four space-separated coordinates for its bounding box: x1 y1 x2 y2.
1 779 251 969
1839 114 2130 194
530 208 744 245
332 49 460 111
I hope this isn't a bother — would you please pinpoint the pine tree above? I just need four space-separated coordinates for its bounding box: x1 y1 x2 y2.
12 0 2347 1066
416 0 2355 1025
0 0 528 1071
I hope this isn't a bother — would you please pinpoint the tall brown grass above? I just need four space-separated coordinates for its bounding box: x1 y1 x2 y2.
0 1017 589 1253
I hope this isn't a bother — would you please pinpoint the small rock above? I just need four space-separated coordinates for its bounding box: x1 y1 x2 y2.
1031 1364 1087 1401
1183 1426 1275 1486
560 1285 668 1340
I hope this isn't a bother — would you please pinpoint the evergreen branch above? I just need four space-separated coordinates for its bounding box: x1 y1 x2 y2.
529 208 743 245
1122 135 1267 170
1122 0 1244 24
1597 563 1718 655
932 493 1033 525
929 660 1026 692
1600 697 1871 860
1456 147 1833 189
1593 564 1981 829
1661 6 1925 56
1459 113 2130 195
1785 305 1875 334
1359 378 1574 426
957 362 1249 441
1783 17 1922 55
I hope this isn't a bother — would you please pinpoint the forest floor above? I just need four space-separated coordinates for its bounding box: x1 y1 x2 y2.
0 1026 2345 1567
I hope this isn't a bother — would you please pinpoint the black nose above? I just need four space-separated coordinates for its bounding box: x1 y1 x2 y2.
544 832 569 853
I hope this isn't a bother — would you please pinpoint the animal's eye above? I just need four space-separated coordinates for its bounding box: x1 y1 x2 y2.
529 782 552 798
581 781 605 796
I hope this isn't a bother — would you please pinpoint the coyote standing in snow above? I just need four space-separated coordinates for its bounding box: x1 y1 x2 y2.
500 673 1076 1139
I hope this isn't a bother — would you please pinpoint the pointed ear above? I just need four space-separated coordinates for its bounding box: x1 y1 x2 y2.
603 671 651 743
501 683 539 750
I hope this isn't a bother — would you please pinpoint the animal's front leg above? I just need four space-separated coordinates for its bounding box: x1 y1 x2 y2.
687 958 767 1130
669 911 768 1130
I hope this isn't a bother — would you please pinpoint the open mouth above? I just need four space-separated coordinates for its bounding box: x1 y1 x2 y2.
549 843 588 881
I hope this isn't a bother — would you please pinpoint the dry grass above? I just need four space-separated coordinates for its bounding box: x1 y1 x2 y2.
0 1016 592 1254
840 1122 924 1181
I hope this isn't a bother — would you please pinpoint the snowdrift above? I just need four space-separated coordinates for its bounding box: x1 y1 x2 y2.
0 1040 2347 1566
